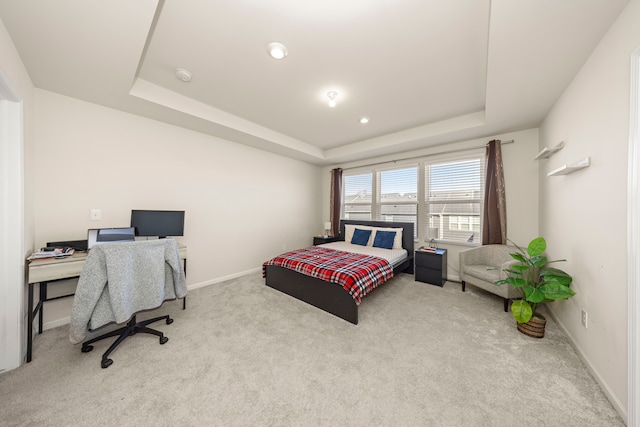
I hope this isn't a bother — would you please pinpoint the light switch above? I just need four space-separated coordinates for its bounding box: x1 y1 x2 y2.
90 209 101 221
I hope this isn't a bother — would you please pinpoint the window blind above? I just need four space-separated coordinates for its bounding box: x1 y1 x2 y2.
425 157 484 243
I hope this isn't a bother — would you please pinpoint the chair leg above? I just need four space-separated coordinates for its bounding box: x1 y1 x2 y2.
81 314 173 368
504 298 509 312
461 281 466 292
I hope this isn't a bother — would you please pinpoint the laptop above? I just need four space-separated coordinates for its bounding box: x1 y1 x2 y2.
87 227 135 250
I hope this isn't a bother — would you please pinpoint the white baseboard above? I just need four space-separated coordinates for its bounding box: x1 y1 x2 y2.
186 267 261 291
43 317 71 331
447 273 461 283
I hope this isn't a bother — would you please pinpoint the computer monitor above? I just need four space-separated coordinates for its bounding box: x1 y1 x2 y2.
130 210 185 239
87 227 135 250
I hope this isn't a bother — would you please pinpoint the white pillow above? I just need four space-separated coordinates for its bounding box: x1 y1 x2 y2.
344 224 403 249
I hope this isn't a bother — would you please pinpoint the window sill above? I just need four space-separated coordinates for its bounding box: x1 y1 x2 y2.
415 239 481 248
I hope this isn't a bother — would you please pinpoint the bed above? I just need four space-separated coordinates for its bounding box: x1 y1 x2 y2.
263 220 414 324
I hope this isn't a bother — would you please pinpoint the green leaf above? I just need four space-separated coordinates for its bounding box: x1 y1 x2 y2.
524 287 545 303
527 237 546 257
531 255 547 268
543 276 573 286
540 283 576 300
510 264 529 273
506 277 527 288
540 267 573 285
503 268 521 276
510 253 528 264
511 300 533 323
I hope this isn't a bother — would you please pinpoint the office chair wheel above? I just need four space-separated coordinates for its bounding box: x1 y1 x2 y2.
101 358 113 369
166 318 174 325
160 336 169 345
82 345 94 353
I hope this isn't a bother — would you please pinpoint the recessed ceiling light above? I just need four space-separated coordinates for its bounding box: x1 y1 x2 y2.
327 91 338 108
267 42 288 60
360 117 370 124
175 68 192 82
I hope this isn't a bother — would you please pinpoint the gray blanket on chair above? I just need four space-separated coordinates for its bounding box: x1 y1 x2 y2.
69 239 187 344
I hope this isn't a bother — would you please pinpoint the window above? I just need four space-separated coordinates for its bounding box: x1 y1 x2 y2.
425 157 484 244
341 152 485 245
377 166 418 236
343 173 372 220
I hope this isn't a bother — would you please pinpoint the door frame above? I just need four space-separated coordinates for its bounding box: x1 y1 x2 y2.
628 47 640 427
0 67 24 371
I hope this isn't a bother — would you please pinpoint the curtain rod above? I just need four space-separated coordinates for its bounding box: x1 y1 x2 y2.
339 139 514 171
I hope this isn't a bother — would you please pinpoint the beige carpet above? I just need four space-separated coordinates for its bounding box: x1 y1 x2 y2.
0 272 624 426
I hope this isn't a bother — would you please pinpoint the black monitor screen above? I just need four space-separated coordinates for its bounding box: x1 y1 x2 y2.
130 210 185 238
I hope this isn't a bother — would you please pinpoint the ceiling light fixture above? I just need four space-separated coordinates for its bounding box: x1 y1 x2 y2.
267 42 288 60
175 68 192 82
327 91 338 108
360 117 369 124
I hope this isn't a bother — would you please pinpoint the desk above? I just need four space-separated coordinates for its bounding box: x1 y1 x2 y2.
26 245 187 362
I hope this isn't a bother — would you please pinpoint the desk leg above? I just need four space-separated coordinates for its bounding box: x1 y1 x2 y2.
182 258 187 310
38 282 47 334
27 283 34 363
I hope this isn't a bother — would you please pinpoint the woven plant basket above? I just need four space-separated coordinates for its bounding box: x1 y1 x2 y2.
517 314 547 338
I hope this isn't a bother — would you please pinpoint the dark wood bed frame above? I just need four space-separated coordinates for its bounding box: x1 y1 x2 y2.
264 220 414 324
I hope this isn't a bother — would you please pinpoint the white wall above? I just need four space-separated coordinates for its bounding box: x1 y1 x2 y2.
321 128 540 280
539 0 640 420
33 89 322 328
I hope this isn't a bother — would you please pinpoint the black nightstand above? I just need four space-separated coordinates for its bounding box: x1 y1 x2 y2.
313 236 338 245
415 248 447 287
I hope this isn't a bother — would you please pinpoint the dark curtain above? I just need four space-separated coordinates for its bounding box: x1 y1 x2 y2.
483 140 507 245
329 168 342 237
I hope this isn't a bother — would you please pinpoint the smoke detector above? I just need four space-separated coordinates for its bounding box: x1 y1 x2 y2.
175 68 192 82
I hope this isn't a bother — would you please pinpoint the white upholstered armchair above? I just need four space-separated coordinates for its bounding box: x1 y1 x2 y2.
459 245 521 312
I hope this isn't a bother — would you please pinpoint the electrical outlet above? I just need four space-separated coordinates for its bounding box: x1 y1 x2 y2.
581 309 588 328
90 209 101 221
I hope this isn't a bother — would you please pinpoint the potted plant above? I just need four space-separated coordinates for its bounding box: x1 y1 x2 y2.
495 237 575 338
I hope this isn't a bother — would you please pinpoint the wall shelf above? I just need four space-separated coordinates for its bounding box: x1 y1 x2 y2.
547 157 591 176
535 141 565 160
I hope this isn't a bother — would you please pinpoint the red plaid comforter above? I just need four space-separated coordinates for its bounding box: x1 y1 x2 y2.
262 246 394 304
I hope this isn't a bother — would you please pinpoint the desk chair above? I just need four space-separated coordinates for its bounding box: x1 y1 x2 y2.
69 239 187 368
